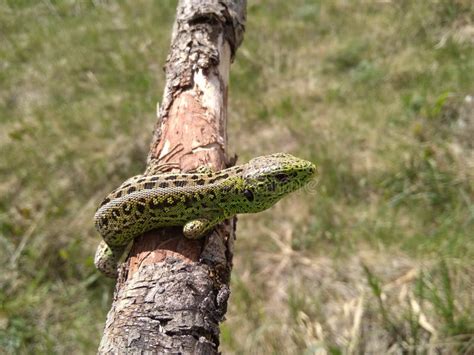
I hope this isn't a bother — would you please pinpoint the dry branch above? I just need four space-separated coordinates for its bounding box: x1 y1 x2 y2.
97 0 246 353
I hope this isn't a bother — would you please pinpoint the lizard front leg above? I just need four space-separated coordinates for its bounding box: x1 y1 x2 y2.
94 241 130 278
183 217 224 239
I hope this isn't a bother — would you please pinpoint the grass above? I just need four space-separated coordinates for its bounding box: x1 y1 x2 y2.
0 0 473 353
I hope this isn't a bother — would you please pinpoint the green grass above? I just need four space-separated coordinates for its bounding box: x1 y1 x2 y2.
1 0 473 353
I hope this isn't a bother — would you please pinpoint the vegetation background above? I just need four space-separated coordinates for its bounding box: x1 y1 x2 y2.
1 0 473 353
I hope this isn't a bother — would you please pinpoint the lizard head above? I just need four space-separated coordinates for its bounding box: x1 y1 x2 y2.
236 153 317 213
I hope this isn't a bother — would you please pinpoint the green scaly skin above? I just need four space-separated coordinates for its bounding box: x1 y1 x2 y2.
94 153 317 277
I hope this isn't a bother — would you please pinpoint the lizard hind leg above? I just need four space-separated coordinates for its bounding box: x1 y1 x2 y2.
183 218 219 239
94 241 124 278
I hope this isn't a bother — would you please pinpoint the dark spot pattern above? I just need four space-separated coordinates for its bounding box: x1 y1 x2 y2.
127 187 136 194
144 182 155 189
165 175 177 180
159 182 169 188
122 204 132 215
100 197 111 207
137 204 145 213
149 198 161 209
184 198 194 208
174 180 188 187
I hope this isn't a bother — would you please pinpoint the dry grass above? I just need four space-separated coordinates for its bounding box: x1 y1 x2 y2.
1 0 473 353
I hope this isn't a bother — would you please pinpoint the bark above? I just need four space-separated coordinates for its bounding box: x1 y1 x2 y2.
97 1 246 354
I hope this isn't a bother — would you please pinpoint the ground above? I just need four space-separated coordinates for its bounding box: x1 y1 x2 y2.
0 0 473 353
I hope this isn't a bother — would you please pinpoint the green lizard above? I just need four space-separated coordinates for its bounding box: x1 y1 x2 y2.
94 153 317 277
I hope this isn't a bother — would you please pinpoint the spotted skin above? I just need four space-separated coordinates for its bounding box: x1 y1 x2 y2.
94 153 317 277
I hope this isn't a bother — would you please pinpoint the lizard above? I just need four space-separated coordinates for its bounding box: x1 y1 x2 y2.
94 153 317 277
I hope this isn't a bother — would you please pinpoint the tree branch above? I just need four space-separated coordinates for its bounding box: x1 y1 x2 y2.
98 0 246 353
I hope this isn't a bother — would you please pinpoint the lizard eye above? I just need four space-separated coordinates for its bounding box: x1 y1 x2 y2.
275 173 289 183
243 189 254 202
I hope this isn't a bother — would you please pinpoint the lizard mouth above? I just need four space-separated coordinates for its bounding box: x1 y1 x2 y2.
296 161 317 183
305 162 317 178
269 162 317 196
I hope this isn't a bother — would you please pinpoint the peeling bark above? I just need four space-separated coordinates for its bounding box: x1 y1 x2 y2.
98 0 246 353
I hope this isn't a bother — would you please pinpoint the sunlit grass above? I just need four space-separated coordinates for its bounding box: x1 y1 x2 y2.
1 0 473 353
